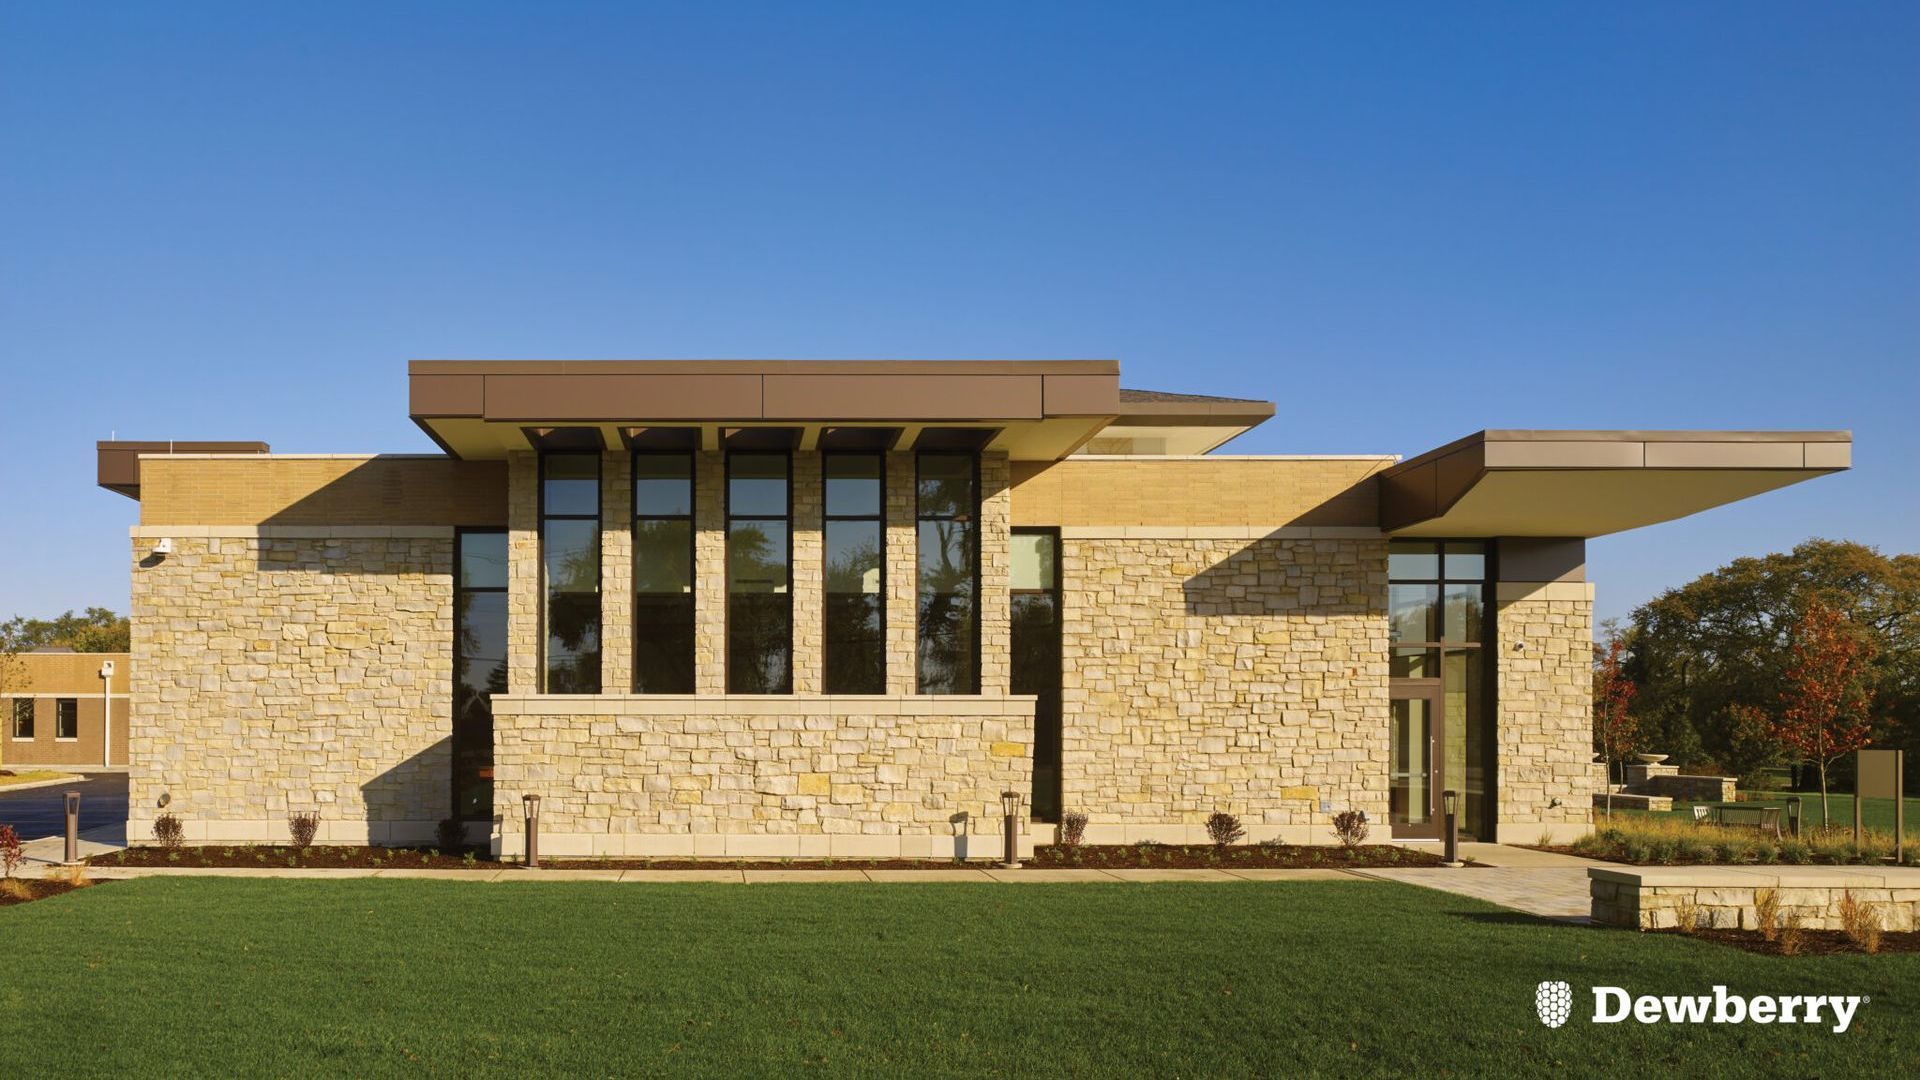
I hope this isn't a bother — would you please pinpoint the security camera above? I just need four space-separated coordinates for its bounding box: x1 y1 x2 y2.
151 537 173 556
99 660 115 679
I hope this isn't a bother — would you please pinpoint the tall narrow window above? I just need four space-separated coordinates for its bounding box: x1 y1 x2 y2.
11 698 33 739
727 452 792 693
454 529 507 820
634 452 696 693
916 452 978 694
1388 540 1490 839
55 698 78 739
823 453 885 693
542 452 601 693
1012 529 1062 820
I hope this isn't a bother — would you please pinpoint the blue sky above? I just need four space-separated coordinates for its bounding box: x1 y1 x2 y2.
2 3 1914 629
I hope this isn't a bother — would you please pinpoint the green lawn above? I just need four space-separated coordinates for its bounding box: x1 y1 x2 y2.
2 879 1914 1076
1617 793 1920 834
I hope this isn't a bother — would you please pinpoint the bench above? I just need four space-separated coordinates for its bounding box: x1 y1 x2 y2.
1694 803 1782 838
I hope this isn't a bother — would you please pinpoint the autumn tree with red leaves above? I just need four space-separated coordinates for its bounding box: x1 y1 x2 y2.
1772 598 1876 828
1593 635 1639 821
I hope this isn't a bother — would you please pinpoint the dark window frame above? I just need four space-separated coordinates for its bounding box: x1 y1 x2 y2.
9 697 32 739
822 450 886 694
55 697 78 740
539 450 603 694
1012 526 1063 821
725 449 795 695
453 527 508 822
632 449 698 694
915 451 982 695
1387 539 1497 840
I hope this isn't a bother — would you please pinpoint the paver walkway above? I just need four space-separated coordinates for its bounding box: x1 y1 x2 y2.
12 841 1607 923
1349 867 1595 921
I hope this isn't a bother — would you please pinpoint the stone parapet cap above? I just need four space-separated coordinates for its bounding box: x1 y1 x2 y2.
1495 580 1596 604
492 693 1039 716
130 525 456 539
1589 866 1920 888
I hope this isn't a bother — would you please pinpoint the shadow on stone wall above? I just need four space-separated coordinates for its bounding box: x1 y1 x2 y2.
1181 537 1386 617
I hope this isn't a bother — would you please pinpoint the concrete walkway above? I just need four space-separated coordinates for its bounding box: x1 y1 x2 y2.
14 843 1609 924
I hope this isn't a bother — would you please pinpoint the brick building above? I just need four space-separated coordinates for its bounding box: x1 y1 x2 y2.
97 361 1849 856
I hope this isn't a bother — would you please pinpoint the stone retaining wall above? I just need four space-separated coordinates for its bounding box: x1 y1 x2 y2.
489 694 1036 858
1591 866 1920 931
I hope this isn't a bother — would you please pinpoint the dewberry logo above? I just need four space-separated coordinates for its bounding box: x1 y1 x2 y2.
1534 981 1573 1029
1533 984 1868 1034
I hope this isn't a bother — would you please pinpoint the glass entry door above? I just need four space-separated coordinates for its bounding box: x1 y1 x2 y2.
1389 683 1443 839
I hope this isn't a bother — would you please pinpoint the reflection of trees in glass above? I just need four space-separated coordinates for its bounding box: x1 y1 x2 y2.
728 521 790 693
826 533 880 593
918 518 976 694
727 523 785 591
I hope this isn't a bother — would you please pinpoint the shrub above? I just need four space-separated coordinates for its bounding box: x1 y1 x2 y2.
1778 915 1806 956
152 814 185 850
0 824 21 878
1778 838 1812 864
0 878 32 901
1672 895 1703 934
1754 888 1781 942
1205 812 1245 848
1838 891 1882 954
1059 811 1089 848
1330 810 1369 850
288 812 320 851
437 817 467 853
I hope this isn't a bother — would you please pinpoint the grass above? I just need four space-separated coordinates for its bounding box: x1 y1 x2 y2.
1569 815 1916 866
1603 793 1920 835
0 769 69 788
2 879 1917 1076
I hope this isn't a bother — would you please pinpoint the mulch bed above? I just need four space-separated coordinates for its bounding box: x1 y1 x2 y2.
0 879 99 907
93 842 1450 871
1655 927 1920 956
1029 843 1451 869
1525 844 1912 868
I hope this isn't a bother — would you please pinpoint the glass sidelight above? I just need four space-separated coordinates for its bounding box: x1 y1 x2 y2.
1388 540 1491 839
1389 687 1440 832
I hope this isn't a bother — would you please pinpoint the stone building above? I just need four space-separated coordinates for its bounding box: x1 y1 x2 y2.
95 361 1849 856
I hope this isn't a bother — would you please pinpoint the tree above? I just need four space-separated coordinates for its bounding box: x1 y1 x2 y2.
1771 597 1876 828
0 608 130 653
1623 540 1918 785
1593 635 1639 821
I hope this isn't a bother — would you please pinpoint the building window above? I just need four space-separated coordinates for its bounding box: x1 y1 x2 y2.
541 452 602 693
9 698 30 739
454 529 508 821
633 452 696 693
916 452 979 694
1012 528 1062 820
823 453 885 694
55 698 78 739
727 452 792 694
1388 540 1490 839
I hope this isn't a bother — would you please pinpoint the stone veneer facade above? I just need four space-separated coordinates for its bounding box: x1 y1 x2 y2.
491 695 1034 858
128 529 454 845
122 450 1605 851
1061 531 1391 844
1495 581 1604 843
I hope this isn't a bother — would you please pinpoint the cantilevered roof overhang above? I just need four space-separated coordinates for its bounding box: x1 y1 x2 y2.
408 360 1274 461
1380 430 1851 538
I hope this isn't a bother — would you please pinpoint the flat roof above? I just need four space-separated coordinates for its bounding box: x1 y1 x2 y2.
1380 429 1851 537
408 359 1275 461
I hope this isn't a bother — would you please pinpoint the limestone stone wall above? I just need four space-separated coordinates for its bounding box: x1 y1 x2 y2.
694 451 726 694
128 528 453 844
1059 532 1391 844
884 452 918 694
1591 867 1920 931
507 452 539 692
1495 581 1602 842
599 451 633 692
490 694 1035 858
791 452 824 694
978 452 1012 694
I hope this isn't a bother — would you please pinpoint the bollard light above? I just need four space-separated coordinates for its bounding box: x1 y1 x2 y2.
64 791 81 865
1441 789 1461 867
999 790 1023 869
1785 795 1802 839
522 794 541 869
